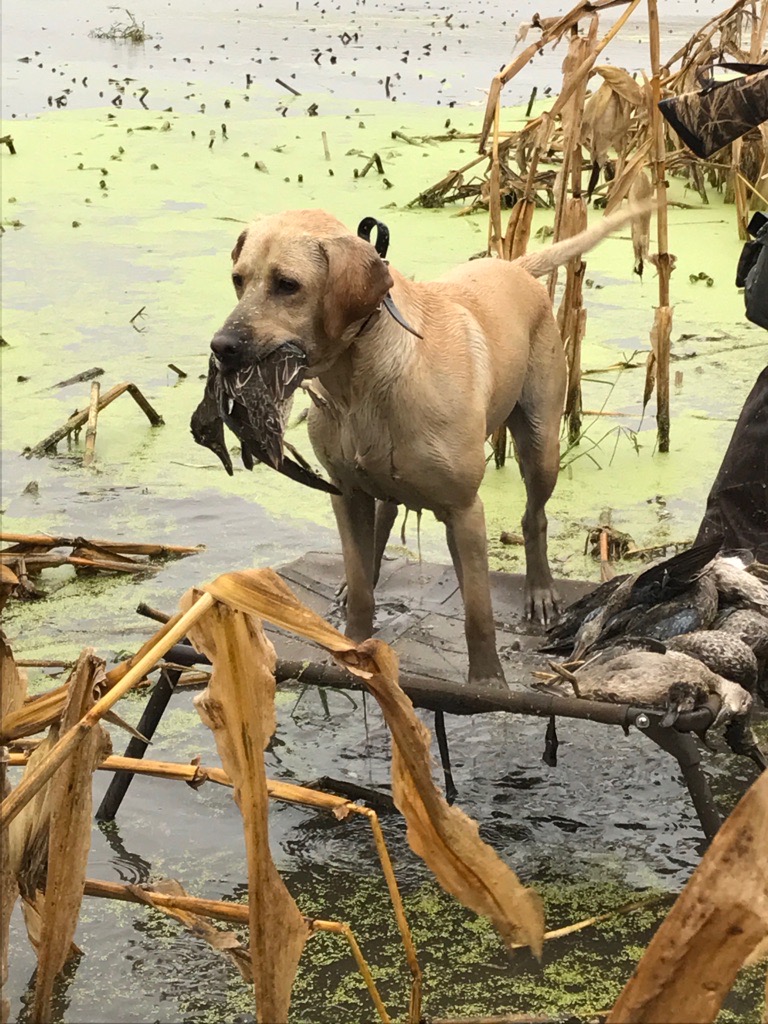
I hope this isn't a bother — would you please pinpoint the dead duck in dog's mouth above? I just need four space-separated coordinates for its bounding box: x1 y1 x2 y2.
190 343 340 494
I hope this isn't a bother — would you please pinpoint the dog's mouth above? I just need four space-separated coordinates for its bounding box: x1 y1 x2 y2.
190 342 340 494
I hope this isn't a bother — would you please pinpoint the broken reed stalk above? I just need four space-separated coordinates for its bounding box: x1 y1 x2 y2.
82 380 100 467
0 533 202 557
6 746 422 1015
647 0 672 453
0 552 154 574
489 96 503 255
79 880 391 1022
26 381 164 457
497 0 642 260
0 593 215 829
310 920 391 1023
549 25 596 443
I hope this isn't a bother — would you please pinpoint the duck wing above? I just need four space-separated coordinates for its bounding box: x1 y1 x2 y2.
628 536 723 603
190 356 234 476
621 575 719 640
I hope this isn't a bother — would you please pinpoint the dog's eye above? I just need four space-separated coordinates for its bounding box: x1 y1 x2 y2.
232 273 244 290
274 276 300 296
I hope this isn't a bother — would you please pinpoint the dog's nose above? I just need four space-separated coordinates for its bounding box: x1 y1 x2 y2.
210 330 244 368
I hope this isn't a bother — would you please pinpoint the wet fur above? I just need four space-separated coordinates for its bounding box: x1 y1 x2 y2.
214 206 650 687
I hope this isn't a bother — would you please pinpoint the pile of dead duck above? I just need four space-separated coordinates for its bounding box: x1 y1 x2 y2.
538 537 768 771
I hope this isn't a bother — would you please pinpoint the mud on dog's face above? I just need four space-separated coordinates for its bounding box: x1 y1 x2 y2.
210 210 393 377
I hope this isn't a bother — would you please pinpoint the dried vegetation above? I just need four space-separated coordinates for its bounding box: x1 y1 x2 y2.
1 563 767 1021
415 0 768 453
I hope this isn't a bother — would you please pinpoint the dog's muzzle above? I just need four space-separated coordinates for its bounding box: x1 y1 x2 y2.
210 327 247 371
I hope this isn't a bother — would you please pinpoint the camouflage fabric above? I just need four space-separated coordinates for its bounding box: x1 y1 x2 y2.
696 364 768 559
659 68 768 159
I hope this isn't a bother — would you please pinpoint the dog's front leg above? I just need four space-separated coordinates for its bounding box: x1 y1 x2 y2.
332 489 376 642
444 497 506 690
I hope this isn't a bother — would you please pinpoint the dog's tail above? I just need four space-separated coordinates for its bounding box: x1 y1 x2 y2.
513 202 656 279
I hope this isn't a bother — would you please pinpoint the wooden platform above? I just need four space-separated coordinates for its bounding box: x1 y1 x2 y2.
274 550 595 685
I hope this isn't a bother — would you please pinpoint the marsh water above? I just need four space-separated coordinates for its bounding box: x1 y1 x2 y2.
2 1 767 1020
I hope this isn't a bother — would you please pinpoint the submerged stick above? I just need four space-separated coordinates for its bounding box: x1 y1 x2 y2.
52 367 104 390
82 381 100 467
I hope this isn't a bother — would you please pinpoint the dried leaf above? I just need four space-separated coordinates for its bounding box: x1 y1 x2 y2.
8 731 59 900
559 31 594 137
746 933 768 967
582 82 631 165
1 634 26 1009
204 569 361 660
644 306 672 410
32 649 110 1022
20 894 82 957
608 770 768 1022
130 878 253 983
0 685 68 743
359 640 545 956
605 140 654 214
201 568 546 957
183 593 310 1023
594 64 645 107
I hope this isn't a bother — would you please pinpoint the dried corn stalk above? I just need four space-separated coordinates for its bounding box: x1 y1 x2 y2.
581 71 637 196
183 592 310 1024
203 569 546 956
130 878 253 983
27 650 110 1022
608 769 768 1022
362 639 545 954
556 198 589 443
0 636 26 1024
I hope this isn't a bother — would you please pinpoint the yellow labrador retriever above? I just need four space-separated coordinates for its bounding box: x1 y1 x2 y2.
210 207 640 688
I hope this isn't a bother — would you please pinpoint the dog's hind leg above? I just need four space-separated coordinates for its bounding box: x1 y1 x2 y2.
332 489 376 641
444 497 506 689
507 330 565 623
373 499 398 587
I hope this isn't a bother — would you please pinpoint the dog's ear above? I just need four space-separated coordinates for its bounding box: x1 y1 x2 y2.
320 236 394 339
231 229 248 263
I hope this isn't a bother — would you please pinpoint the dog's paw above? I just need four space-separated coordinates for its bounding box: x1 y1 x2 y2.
525 585 561 626
468 673 510 695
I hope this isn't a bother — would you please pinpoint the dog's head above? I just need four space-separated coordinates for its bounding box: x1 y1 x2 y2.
210 209 394 378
